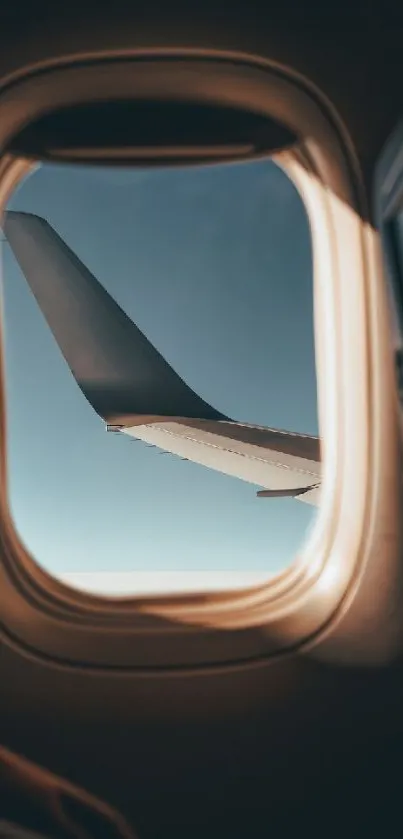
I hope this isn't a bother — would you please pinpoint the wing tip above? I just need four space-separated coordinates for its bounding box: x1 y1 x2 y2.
3 210 49 235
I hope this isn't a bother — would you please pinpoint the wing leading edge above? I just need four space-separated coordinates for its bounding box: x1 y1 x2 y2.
3 211 321 505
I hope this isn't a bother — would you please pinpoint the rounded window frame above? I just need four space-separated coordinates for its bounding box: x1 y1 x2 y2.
0 49 398 670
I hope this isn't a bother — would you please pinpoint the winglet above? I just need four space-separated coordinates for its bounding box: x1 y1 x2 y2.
4 211 228 425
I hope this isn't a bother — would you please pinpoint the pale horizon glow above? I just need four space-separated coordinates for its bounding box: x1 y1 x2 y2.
61 570 270 596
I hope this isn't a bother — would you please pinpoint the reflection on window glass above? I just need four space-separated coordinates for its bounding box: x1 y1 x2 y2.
390 209 403 405
393 209 403 298
395 208 403 253
1 158 318 596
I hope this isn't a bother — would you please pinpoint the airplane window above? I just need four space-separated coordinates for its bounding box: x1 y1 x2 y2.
1 158 318 597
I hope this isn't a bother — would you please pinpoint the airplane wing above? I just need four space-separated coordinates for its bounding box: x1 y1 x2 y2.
3 211 321 505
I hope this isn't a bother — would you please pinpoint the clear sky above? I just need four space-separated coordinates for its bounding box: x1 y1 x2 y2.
1 157 317 594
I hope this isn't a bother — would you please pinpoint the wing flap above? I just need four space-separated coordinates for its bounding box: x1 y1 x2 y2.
123 420 321 503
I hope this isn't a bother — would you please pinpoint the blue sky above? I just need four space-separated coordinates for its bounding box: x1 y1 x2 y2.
1 158 317 593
